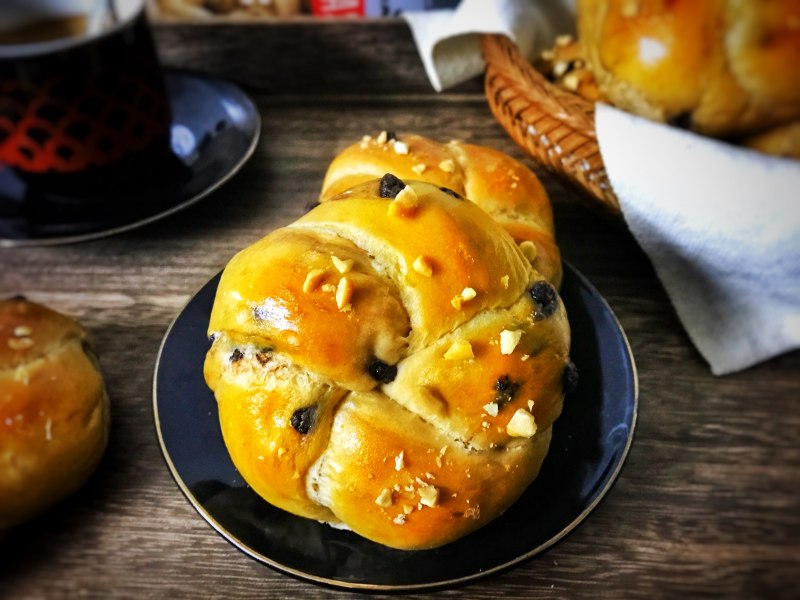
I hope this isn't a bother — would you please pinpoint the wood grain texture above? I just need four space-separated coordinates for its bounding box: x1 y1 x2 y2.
1 21 799 599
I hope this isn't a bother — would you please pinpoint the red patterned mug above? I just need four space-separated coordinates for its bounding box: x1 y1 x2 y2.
0 0 171 198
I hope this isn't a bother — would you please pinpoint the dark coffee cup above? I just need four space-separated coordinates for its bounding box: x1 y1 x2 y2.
0 0 178 220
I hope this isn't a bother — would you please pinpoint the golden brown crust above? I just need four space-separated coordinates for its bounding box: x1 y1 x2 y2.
0 299 109 528
205 140 572 549
741 120 800 159
320 133 563 288
578 0 800 137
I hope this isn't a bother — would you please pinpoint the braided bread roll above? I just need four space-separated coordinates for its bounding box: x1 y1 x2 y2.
204 135 574 550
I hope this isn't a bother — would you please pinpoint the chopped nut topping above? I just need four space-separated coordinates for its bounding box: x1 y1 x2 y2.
443 339 473 360
387 185 419 218
418 484 439 508
331 255 354 273
13 326 32 337
393 140 409 155
393 484 401 492
44 418 52 441
435 446 446 467
303 269 326 293
519 240 538 263
361 134 371 143
483 402 499 417
396 184 418 204
507 408 538 438
13 366 29 384
452 287 477 309
553 60 569 78
500 275 509 289
563 71 581 91
521 354 530 361
621 0 639 17
277 447 286 458
7 337 33 350
403 504 413 514
321 283 336 293
425 472 435 480
556 34 574 46
393 513 406 525
411 163 427 174
412 255 433 277
336 277 354 310
438 159 455 173
482 421 490 429
528 400 535 411
500 329 523 355
395 450 405 471
376 130 388 144
375 488 394 508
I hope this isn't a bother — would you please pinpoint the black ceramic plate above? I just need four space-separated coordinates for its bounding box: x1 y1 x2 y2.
0 69 259 246
153 263 638 591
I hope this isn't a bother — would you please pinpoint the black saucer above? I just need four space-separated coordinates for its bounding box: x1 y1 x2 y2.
153 263 638 591
0 69 259 246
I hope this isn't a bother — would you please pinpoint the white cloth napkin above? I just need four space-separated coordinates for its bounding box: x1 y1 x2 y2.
403 0 800 374
403 0 575 91
596 105 800 375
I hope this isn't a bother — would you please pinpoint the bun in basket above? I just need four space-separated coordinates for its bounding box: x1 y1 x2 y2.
204 134 574 549
578 0 800 138
0 298 109 528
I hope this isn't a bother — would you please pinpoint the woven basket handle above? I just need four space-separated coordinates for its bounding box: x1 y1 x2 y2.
482 33 621 214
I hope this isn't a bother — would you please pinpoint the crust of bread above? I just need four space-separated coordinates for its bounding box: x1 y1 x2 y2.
204 136 571 549
0 299 109 528
579 0 800 136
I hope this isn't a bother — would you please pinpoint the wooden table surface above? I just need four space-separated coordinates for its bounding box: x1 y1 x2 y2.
2 21 799 599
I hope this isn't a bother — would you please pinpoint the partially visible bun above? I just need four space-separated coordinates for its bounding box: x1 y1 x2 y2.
742 120 800 159
0 298 109 528
578 0 800 137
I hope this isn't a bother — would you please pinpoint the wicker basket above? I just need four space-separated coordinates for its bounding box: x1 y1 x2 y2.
482 34 620 214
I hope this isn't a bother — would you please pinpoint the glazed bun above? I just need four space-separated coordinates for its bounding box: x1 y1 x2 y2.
578 0 800 137
204 135 574 549
0 298 109 529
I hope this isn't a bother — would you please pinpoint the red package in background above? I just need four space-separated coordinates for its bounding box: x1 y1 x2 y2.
311 0 459 17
